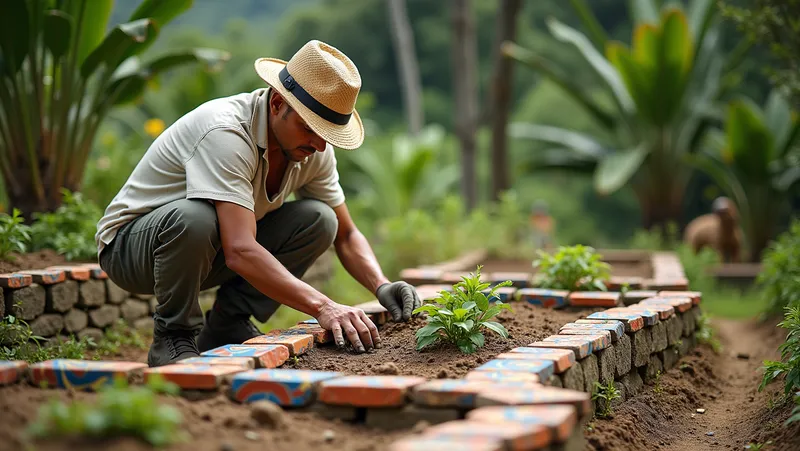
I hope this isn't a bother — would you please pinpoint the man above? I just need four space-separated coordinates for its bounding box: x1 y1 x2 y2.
96 40 421 367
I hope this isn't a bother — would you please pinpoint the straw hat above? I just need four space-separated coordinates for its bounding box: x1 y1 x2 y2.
254 40 364 150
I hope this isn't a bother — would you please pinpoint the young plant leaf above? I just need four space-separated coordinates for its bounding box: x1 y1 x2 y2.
475 292 490 311
482 321 509 339
469 332 485 347
416 333 440 350
415 322 445 338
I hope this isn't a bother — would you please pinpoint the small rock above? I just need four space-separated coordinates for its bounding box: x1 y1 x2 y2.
323 430 335 443
245 431 260 441
697 408 706 414
374 362 399 375
220 443 234 451
691 414 696 419
411 420 430 434
250 400 285 428
736 352 750 360
427 357 435 363
202 413 212 422
437 369 449 379
707 432 715 436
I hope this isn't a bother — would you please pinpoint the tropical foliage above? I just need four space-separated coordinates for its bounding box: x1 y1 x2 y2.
504 0 737 232
691 89 800 261
0 0 229 216
532 244 611 291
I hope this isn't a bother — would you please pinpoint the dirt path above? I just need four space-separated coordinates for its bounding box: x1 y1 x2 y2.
587 317 800 451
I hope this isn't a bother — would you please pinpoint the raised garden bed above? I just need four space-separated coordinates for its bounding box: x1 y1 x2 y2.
0 248 706 450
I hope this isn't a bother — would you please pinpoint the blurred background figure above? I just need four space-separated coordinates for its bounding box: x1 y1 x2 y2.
684 197 743 263
529 200 555 250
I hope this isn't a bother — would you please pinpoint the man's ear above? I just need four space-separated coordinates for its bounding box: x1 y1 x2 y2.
269 91 286 115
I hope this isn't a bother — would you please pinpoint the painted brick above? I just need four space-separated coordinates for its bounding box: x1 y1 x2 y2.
527 341 590 360
596 345 616 384
46 266 90 281
144 364 244 390
464 371 541 384
604 307 658 326
201 344 289 368
298 318 319 325
244 334 313 356
606 276 643 290
411 379 527 408
182 356 254 370
423 420 550 451
559 363 584 392
353 300 389 324
646 278 690 291
230 369 342 406
555 328 616 345
516 288 569 308
287 324 333 344
468 405 577 443
318 375 426 407
506 347 576 373
18 269 66 285
641 296 692 313
388 436 503 451
0 273 33 288
488 272 531 288
627 303 674 320
615 334 632 377
561 321 624 341
629 330 652 367
585 311 644 332
544 332 610 351
0 360 28 385
622 290 659 305
482 286 517 303
475 386 593 417
473 359 555 381
658 290 702 305
29 359 147 390
366 405 461 430
567 291 621 308
399 268 443 285
80 263 108 279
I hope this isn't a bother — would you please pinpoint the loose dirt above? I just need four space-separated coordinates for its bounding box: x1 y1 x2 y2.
0 249 93 274
586 317 800 451
294 303 594 378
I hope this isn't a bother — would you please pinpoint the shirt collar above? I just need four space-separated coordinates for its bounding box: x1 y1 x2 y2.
252 88 307 168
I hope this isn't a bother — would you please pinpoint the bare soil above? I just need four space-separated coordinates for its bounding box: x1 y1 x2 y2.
0 249 93 274
586 317 800 451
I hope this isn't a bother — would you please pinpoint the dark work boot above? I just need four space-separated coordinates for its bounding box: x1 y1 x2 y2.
196 308 262 353
147 327 200 367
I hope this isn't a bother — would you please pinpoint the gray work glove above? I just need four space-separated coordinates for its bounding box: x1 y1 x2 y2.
376 281 422 322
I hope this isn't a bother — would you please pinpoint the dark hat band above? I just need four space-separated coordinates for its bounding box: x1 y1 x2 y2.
279 66 352 126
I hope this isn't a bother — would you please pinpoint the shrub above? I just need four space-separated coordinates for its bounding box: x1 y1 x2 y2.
758 220 800 316
533 245 611 291
30 189 103 261
26 376 184 447
413 266 513 354
0 208 31 261
759 305 800 397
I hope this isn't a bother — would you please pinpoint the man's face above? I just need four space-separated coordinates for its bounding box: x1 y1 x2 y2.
269 93 327 162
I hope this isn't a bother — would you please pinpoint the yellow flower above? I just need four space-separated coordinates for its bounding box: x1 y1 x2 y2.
144 118 166 138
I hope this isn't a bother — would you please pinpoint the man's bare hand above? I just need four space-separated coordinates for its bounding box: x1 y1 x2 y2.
316 301 380 353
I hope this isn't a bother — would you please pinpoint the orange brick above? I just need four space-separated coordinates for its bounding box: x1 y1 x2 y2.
46 266 90 281
626 303 674 320
18 269 66 285
144 364 244 390
244 334 313 356
544 333 610 351
411 379 538 408
0 360 28 385
568 291 621 307
527 341 591 359
475 386 592 417
423 420 550 451
318 375 426 407
474 359 555 381
506 347 576 373
585 311 645 332
641 296 692 313
560 321 625 341
464 371 540 384
202 344 289 368
658 290 702 305
606 276 643 290
29 360 147 391
79 263 108 279
467 405 577 443
388 436 503 451
287 324 333 344
182 356 254 370
0 273 32 288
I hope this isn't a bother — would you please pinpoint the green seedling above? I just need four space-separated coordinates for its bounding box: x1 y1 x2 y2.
653 370 663 395
592 380 621 418
696 313 722 354
27 375 185 447
413 265 513 354
745 441 773 450
533 245 611 291
0 308 90 363
0 208 31 261
760 306 800 397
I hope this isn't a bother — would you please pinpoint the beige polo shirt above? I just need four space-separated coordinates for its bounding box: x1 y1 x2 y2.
95 88 346 255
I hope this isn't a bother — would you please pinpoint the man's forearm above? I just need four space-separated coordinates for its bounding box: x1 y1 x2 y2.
335 229 390 294
226 243 331 317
